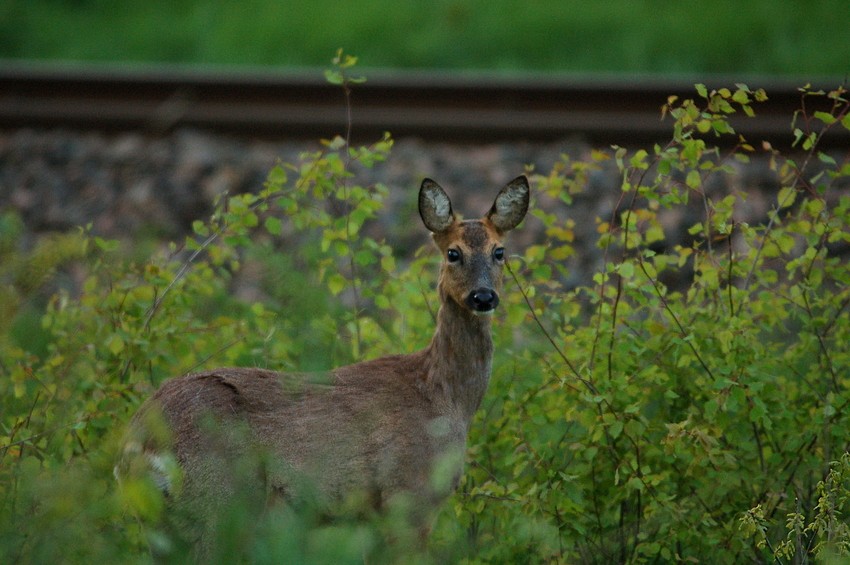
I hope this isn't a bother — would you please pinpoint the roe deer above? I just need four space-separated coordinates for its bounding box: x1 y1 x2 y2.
116 176 530 559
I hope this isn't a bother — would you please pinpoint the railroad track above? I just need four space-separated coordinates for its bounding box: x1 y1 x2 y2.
1 63 848 149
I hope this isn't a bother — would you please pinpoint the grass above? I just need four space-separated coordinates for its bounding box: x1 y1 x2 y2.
2 0 849 76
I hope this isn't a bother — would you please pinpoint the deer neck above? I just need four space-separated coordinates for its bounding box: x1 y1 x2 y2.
422 289 494 420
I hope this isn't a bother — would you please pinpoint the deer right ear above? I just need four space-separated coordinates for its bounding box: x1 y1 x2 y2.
487 175 530 233
419 179 455 234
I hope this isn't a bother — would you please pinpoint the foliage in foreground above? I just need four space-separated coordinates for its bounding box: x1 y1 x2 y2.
2 65 850 562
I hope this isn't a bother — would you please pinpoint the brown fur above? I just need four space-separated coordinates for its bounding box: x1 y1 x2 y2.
116 176 530 556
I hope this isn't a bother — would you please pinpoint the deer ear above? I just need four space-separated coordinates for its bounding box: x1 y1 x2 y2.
419 179 455 233
487 175 530 233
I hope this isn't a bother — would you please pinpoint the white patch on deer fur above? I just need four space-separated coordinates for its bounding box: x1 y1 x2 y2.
427 415 452 438
146 452 174 494
114 440 141 483
122 440 142 455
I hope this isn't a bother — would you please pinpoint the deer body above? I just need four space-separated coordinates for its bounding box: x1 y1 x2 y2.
117 177 529 557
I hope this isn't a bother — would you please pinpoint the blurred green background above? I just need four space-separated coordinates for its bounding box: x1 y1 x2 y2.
2 0 848 76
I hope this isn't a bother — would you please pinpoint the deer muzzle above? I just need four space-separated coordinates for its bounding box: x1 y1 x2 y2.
466 288 499 313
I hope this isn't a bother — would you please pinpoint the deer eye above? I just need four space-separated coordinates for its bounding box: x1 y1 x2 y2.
493 247 505 261
447 249 461 263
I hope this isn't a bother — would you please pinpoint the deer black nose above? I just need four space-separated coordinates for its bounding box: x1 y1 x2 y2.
466 288 499 312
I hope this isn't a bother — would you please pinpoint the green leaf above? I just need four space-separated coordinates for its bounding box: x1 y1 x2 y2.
802 132 816 150
626 476 644 492
618 261 634 279
777 186 796 208
380 254 396 273
192 220 209 237
264 216 283 236
106 334 124 355
630 149 649 169
323 69 343 85
732 89 750 105
818 152 837 166
267 164 287 187
686 169 701 189
353 248 373 265
326 273 346 295
94 237 119 252
814 111 837 125
609 420 624 439
792 127 805 147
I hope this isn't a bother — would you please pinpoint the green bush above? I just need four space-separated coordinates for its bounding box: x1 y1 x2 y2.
451 84 850 563
2 57 850 563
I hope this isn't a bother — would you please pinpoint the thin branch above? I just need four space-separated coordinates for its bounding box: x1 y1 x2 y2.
506 260 593 393
142 230 220 332
339 66 364 354
636 253 716 382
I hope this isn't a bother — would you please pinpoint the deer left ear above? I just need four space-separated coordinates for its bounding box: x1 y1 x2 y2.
419 179 456 234
487 176 530 233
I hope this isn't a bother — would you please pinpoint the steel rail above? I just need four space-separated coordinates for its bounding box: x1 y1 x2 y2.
0 63 847 148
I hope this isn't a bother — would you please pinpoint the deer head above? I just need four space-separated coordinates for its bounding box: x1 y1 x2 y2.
419 176 529 315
